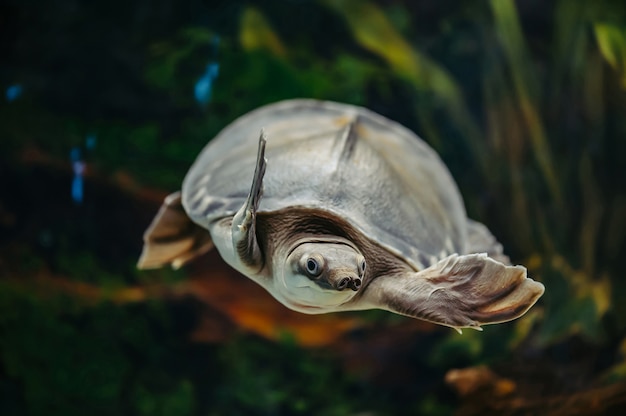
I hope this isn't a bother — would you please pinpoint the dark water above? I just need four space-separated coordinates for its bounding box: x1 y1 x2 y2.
1 0 625 414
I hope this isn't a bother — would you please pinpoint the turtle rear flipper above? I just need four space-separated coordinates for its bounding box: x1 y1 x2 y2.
138 192 214 269
466 219 509 264
365 253 544 332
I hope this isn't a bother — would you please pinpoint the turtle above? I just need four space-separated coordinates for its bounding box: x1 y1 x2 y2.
138 99 544 332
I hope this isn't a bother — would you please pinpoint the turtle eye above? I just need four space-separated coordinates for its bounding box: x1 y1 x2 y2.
359 259 366 275
304 257 322 277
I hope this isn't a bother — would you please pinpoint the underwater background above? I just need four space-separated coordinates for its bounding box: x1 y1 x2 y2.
1 0 626 414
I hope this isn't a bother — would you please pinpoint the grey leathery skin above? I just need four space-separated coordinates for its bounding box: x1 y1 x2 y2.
138 99 544 332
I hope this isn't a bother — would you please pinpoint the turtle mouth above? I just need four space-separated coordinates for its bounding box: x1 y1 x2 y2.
279 279 353 311
284 287 353 309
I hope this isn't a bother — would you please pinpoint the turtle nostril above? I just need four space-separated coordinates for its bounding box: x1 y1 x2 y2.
349 278 362 291
337 277 350 291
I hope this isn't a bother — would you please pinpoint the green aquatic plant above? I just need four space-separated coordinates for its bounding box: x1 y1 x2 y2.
594 22 626 88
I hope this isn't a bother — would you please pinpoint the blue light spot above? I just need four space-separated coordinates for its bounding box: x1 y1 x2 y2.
194 36 221 107
208 62 219 79
70 146 86 204
85 134 97 150
194 62 220 106
71 174 84 204
6 84 22 102
70 147 81 162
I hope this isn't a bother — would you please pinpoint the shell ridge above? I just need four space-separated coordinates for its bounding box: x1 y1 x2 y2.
181 99 468 273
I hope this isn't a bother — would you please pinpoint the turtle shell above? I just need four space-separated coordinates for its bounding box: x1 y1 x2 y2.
182 99 467 271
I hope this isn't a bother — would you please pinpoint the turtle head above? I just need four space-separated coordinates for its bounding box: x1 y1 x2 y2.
275 239 366 313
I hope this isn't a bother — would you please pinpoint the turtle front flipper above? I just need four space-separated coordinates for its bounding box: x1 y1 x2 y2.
231 130 267 271
364 253 545 332
138 192 214 269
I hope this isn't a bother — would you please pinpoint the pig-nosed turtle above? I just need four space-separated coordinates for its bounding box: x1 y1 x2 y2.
138 99 544 332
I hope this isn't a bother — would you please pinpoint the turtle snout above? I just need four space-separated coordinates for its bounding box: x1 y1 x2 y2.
335 276 362 292
349 277 362 291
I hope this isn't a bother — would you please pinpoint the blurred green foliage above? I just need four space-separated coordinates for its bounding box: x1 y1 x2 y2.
1 0 626 414
3 282 440 415
594 21 626 88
